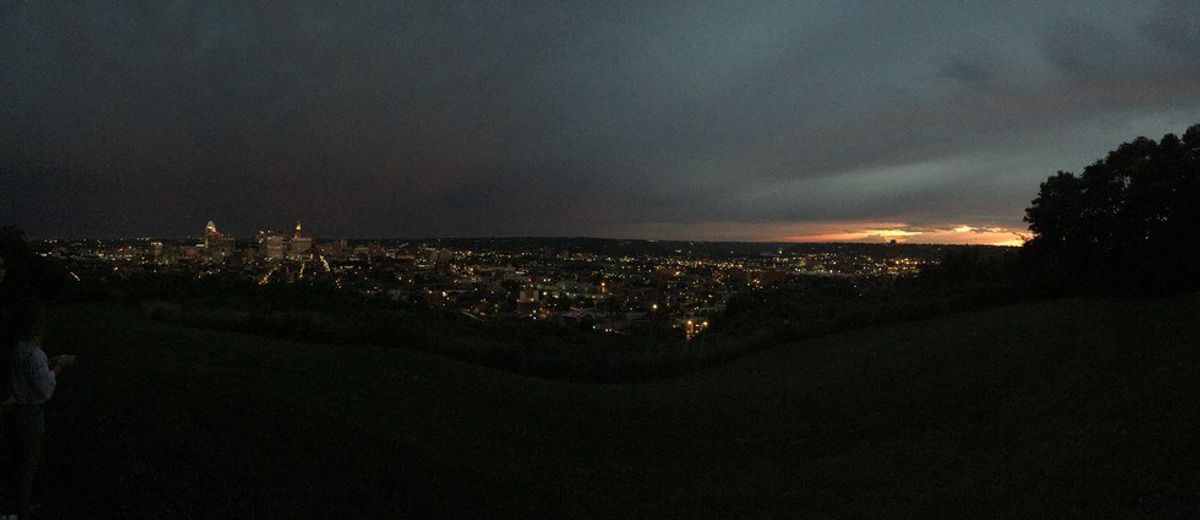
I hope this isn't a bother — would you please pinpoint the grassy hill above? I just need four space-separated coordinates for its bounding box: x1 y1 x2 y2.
31 295 1200 518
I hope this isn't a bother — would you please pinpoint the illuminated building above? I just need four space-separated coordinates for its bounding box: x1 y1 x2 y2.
204 220 221 248
517 289 539 305
266 235 287 260
202 220 234 261
289 219 313 260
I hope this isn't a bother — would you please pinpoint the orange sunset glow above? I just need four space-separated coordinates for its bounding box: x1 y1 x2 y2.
621 221 1027 246
780 224 1026 246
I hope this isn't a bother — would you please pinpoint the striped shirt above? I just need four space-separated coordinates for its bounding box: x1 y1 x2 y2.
9 341 56 405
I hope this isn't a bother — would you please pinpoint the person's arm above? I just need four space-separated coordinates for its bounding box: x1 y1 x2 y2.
50 355 74 377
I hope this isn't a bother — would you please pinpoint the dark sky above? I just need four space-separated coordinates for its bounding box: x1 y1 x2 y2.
3 1 1199 243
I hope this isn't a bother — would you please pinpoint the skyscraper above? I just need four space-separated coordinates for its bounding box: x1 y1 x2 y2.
289 219 313 260
204 220 221 248
266 235 287 260
203 220 234 261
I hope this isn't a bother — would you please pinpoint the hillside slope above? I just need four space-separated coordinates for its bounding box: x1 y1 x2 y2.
32 295 1200 518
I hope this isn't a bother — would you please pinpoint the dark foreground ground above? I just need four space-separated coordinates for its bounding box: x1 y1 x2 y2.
29 295 1200 518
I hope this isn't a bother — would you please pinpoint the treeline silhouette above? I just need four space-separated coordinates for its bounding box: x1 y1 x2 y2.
1023 123 1200 295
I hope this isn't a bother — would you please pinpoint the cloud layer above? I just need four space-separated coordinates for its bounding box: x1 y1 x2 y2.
2 1 1199 242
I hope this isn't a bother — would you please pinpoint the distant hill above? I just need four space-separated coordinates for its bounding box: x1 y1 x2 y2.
35 294 1200 518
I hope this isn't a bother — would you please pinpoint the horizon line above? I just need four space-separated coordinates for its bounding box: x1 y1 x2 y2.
27 233 1024 247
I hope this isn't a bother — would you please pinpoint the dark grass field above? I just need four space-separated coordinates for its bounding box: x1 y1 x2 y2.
29 294 1200 518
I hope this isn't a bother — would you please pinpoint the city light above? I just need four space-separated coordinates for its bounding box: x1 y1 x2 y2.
50 221 943 340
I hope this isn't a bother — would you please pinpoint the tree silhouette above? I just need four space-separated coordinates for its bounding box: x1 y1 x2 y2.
1023 124 1200 294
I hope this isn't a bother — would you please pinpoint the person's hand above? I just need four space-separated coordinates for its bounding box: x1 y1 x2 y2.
52 355 77 369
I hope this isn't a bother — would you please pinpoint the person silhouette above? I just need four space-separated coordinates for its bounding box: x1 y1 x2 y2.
3 301 74 520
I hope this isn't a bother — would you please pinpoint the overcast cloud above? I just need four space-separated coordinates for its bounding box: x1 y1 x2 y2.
3 1 1199 242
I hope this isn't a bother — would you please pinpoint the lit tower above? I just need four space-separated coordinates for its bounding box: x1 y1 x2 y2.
204 220 221 248
290 218 313 260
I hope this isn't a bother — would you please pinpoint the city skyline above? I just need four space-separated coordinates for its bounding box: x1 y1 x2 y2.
44 216 1026 247
3 2 1199 244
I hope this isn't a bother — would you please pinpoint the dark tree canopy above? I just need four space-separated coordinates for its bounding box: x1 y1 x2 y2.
1023 124 1200 295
